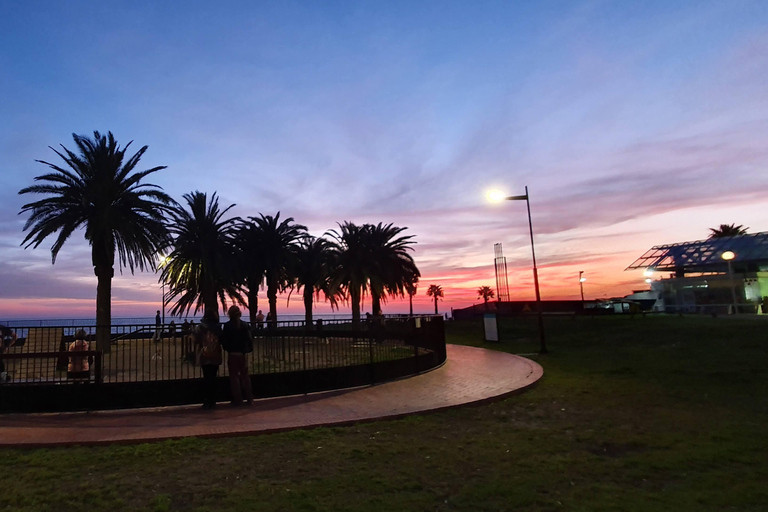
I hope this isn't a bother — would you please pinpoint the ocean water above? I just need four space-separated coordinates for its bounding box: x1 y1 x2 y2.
0 314 358 328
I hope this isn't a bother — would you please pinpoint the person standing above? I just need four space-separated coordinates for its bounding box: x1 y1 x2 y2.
67 329 91 382
0 324 17 382
255 310 265 329
195 312 222 409
153 310 162 342
221 306 254 406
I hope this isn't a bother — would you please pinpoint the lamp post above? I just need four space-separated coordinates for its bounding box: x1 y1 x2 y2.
579 271 586 306
158 255 171 324
488 186 547 354
722 250 738 315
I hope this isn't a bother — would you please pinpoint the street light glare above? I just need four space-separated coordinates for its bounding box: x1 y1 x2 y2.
486 189 506 203
721 250 736 261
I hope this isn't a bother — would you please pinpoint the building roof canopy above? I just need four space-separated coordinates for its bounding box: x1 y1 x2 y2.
626 232 768 272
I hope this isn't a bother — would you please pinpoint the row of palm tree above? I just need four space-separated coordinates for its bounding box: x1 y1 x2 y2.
18 131 421 350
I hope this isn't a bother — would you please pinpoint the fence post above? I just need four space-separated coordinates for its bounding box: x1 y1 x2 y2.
369 330 375 385
95 352 103 384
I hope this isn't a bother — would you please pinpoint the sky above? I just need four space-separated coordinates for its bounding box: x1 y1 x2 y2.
1 0 768 320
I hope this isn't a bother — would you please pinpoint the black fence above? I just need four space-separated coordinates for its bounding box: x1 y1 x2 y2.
0 316 446 413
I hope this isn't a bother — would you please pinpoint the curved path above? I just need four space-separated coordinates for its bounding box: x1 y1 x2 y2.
0 344 543 447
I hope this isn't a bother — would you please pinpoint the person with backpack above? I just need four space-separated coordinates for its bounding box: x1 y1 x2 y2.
67 329 91 382
195 312 222 409
220 305 254 406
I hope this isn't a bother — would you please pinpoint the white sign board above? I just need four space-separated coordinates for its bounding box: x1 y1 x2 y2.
483 313 499 342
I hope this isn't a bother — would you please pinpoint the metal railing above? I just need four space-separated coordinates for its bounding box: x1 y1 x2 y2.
0 316 442 386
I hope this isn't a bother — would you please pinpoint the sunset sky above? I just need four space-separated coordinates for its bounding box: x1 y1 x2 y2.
2 1 768 320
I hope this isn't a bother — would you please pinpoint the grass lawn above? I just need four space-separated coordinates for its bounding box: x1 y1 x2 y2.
1 315 767 511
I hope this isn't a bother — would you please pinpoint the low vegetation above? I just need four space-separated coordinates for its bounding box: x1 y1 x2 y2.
1 315 767 511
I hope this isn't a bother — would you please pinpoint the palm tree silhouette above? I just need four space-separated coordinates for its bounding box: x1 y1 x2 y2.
329 222 370 327
249 212 307 327
426 284 444 315
19 131 173 351
406 275 419 316
477 286 495 310
233 220 266 326
708 224 748 239
160 191 244 320
293 235 339 327
365 223 420 316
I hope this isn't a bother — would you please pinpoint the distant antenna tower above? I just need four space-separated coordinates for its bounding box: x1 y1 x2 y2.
494 243 510 302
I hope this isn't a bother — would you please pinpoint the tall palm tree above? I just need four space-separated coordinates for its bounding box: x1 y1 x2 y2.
709 224 749 239
293 235 339 327
365 223 420 316
19 131 173 351
160 191 244 321
478 286 495 311
233 220 266 326
426 284 444 315
329 222 370 327
406 275 419 316
249 212 307 327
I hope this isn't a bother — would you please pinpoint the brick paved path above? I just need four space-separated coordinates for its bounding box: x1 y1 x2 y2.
0 344 542 447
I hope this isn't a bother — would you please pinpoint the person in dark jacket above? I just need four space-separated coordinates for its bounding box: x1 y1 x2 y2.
220 305 254 406
195 312 222 409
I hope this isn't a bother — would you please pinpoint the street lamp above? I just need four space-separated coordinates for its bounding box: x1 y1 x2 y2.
158 255 171 324
579 271 586 306
487 186 547 354
722 250 738 314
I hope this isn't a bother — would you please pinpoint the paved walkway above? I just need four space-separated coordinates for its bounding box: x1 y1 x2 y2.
0 345 543 447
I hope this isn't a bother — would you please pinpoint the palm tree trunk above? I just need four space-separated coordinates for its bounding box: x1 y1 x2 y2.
304 288 314 329
371 292 381 316
247 285 259 326
409 293 413 316
351 285 361 328
94 265 113 353
204 293 219 322
434 297 438 315
267 280 278 328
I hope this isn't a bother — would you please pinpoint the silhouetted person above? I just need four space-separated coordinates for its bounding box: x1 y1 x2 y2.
153 310 162 342
221 306 254 406
195 312 222 409
255 310 265 329
67 329 91 382
0 324 17 382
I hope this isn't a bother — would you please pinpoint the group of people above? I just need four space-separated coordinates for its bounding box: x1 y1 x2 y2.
2 309 265 408
196 305 255 409
0 324 91 383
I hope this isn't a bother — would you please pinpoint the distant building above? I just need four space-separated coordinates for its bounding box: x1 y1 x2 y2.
626 232 768 314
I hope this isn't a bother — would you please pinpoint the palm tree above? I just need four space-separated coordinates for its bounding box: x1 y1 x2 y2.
249 212 307 327
233 220 266 326
709 224 749 239
478 286 495 310
160 191 244 321
19 131 173 351
329 222 370 327
406 275 419 316
293 236 339 327
365 223 420 316
426 284 444 315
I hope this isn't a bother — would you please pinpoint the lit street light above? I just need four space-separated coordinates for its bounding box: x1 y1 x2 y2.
722 250 738 314
158 255 171 325
488 186 547 354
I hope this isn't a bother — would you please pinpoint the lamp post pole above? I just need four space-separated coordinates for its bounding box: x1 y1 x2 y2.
162 281 166 325
722 251 738 315
507 186 547 354
579 271 585 306
158 254 170 325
